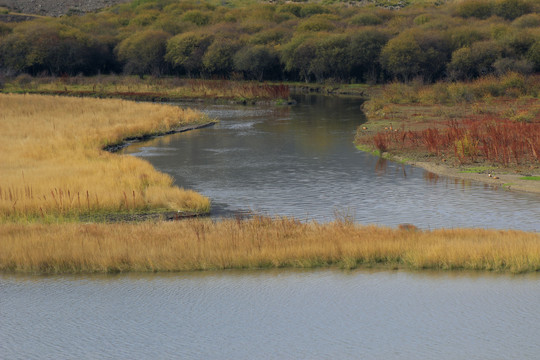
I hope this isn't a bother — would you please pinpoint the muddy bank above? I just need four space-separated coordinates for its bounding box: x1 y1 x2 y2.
77 210 206 223
389 155 540 195
104 121 217 153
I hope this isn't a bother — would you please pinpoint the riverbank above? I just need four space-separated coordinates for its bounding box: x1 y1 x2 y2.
1 217 539 274
0 93 211 221
1 75 291 104
356 75 540 195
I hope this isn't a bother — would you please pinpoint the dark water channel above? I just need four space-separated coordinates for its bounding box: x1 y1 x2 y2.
2 270 540 359
125 95 539 231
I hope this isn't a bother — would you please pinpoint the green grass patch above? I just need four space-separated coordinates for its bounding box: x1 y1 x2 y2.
459 166 496 173
520 176 540 181
356 144 380 157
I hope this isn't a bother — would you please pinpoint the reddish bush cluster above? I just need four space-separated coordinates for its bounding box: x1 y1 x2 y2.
373 117 540 166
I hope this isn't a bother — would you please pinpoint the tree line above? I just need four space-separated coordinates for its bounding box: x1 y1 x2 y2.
0 0 539 83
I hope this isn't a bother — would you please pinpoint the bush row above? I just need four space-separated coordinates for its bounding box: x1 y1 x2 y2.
0 0 539 83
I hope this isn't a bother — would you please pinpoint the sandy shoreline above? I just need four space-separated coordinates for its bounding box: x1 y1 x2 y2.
402 158 540 196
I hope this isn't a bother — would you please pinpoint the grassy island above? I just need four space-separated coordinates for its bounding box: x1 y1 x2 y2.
1 217 539 274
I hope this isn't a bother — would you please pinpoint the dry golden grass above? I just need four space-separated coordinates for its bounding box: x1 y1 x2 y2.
1 216 539 274
0 93 210 220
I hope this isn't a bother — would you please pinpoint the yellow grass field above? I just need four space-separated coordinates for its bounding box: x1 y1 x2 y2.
1 217 539 274
0 93 210 220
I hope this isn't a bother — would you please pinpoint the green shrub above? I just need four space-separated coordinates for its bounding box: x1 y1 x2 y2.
449 41 500 80
450 27 489 49
494 58 534 75
455 0 494 19
527 41 540 71
382 82 419 103
182 10 211 26
512 13 540 28
494 0 532 20
299 4 329 18
350 13 383 26
447 83 474 103
298 15 336 32
413 14 431 25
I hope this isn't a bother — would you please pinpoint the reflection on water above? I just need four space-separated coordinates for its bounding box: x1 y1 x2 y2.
123 95 540 231
2 270 540 360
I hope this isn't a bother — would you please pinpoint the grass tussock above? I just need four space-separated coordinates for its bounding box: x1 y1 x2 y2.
1 216 539 274
0 93 211 221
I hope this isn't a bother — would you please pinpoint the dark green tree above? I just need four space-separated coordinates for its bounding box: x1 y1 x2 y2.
349 30 388 83
115 29 171 77
310 34 351 82
494 0 532 20
234 44 280 81
448 41 501 79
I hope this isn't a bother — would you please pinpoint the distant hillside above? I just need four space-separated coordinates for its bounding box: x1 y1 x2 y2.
0 0 131 17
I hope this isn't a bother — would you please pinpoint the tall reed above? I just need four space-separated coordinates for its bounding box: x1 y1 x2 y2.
1 217 539 274
0 93 211 220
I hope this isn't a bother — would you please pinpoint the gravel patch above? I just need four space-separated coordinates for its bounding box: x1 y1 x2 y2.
0 0 131 17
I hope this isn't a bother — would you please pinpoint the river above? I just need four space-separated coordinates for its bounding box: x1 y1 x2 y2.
2 270 540 359
124 95 539 230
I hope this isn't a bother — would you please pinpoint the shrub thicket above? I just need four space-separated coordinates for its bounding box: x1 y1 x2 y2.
0 0 538 83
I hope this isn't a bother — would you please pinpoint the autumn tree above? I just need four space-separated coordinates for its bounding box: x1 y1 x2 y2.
349 29 388 83
448 41 501 80
115 29 171 77
234 44 280 81
165 32 213 77
281 35 317 82
203 38 242 77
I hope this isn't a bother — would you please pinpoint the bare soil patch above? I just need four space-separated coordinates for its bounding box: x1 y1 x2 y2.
0 0 130 17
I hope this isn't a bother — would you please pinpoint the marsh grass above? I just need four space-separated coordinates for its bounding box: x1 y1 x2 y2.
1 216 539 274
3 75 290 102
0 93 210 220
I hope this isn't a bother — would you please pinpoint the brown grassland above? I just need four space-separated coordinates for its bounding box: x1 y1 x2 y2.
1 217 540 274
0 93 210 221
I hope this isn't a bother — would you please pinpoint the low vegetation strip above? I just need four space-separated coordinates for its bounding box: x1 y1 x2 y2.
2 76 291 103
0 93 211 221
1 217 539 274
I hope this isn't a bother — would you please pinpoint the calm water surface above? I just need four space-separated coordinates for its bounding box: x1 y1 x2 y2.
2 270 540 359
124 95 539 230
